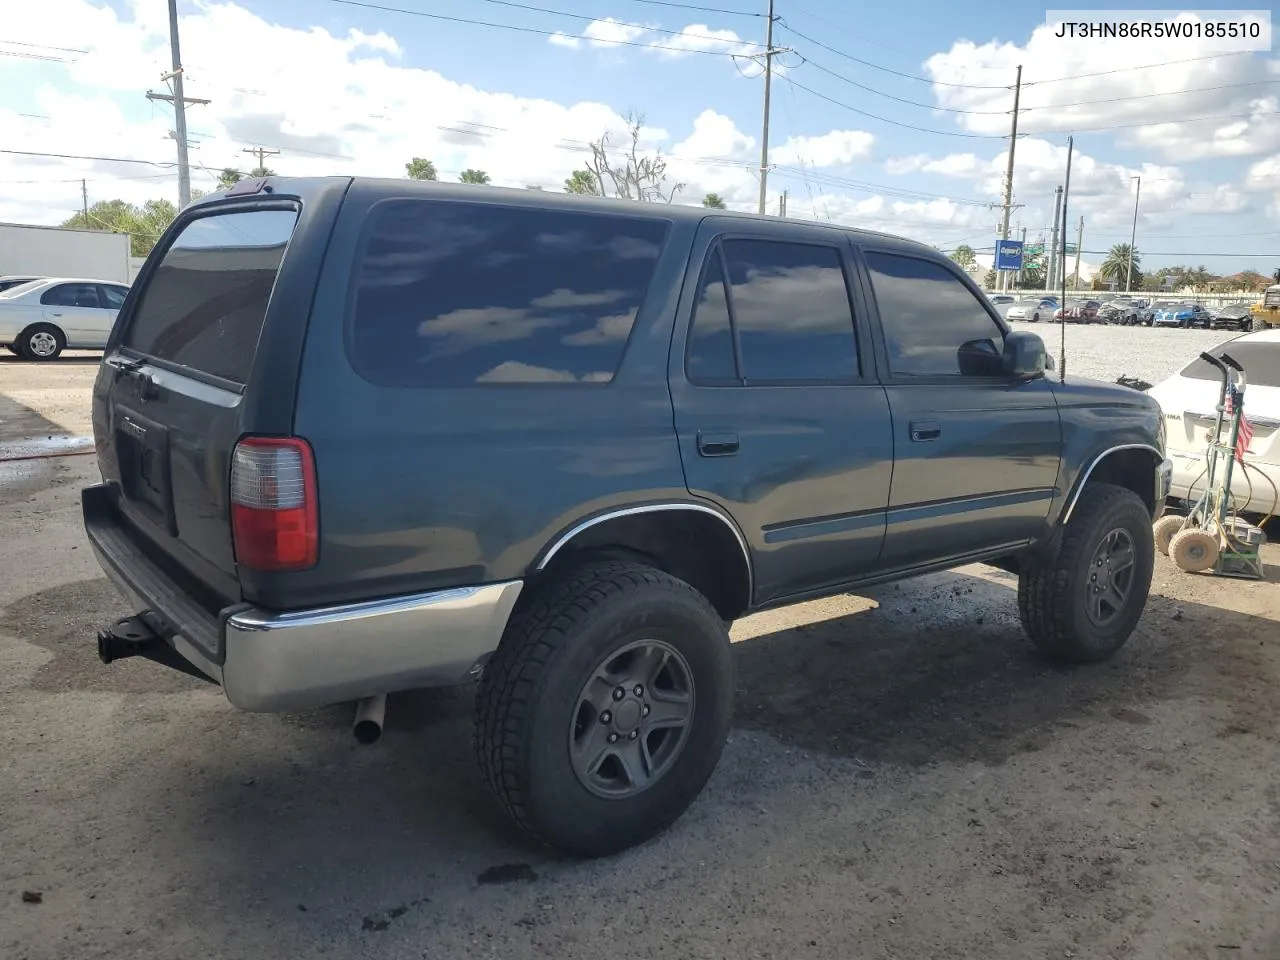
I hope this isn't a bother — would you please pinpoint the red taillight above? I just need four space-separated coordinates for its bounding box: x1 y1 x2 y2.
230 436 318 571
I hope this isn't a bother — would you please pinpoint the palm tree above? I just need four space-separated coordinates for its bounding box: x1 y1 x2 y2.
1099 243 1141 289
701 192 727 209
217 167 242 189
460 169 490 185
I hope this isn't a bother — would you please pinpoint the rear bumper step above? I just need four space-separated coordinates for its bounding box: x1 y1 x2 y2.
83 483 524 712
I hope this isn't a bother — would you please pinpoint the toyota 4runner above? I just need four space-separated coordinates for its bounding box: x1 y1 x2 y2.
83 176 1172 857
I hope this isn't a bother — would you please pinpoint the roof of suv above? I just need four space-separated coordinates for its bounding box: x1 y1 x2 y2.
193 175 942 260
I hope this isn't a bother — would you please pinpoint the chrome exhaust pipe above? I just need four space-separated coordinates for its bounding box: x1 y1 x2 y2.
353 694 387 744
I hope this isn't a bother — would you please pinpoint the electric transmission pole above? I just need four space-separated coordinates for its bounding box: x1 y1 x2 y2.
243 146 281 173
81 180 88 222
1073 216 1085 290
757 0 777 216
998 64 1023 292
144 0 210 209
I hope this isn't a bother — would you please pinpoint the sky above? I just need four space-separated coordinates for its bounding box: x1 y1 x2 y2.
2 0 1279 278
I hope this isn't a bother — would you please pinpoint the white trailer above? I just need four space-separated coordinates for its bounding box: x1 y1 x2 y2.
0 222 132 284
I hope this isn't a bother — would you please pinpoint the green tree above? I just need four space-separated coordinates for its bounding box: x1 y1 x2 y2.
564 169 600 195
405 157 438 181
702 192 727 209
983 269 997 288
61 197 183 256
459 169 490 185
1016 265 1045 289
218 167 243 188
950 244 976 271
248 166 275 178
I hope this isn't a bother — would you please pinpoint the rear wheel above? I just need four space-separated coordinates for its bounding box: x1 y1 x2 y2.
16 324 65 361
1018 483 1154 663
1170 528 1219 573
474 560 734 857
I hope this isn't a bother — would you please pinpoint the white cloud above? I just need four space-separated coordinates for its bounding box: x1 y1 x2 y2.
924 25 1280 160
1245 155 1280 189
583 18 648 48
883 154 928 175
772 130 874 167
545 18 760 59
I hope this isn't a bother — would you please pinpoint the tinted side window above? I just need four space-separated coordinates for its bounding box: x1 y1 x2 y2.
123 209 299 384
864 252 1004 377
685 250 738 383
348 200 670 386
721 239 858 382
41 283 100 308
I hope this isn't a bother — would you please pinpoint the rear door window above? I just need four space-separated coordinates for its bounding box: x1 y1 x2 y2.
41 283 100 308
347 200 670 386
98 284 127 309
1180 342 1280 388
122 208 299 384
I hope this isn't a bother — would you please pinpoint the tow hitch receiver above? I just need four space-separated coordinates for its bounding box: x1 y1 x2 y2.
97 615 217 684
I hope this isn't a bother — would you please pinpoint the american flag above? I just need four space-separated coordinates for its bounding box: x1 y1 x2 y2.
1224 390 1253 464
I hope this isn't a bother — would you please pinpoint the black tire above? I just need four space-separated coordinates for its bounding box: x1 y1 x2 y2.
16 323 65 361
4 345 21 356
474 560 734 858
1017 482 1154 664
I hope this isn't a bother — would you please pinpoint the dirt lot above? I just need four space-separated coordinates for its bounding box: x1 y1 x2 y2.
2 348 1279 960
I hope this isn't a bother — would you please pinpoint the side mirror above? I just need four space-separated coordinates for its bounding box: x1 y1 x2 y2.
1001 330 1047 380
957 337 1003 376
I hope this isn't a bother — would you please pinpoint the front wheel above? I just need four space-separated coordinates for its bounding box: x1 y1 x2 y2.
1018 483 1155 663
474 561 734 858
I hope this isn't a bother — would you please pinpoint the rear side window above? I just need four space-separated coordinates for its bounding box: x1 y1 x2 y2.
41 283 101 308
123 208 299 385
1180 342 1280 388
99 285 127 309
347 200 670 386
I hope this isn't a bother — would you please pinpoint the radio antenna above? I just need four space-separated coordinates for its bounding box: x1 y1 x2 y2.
1059 135 1073 384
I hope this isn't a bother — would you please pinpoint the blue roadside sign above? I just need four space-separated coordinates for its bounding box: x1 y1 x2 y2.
995 239 1024 271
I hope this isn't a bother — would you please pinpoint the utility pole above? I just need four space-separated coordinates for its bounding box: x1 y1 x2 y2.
1058 136 1073 384
1047 185 1062 291
1073 216 1084 290
777 190 788 217
145 0 210 209
998 64 1023 292
81 180 88 222
756 0 777 215
1126 175 1141 293
242 146 281 173
1017 226 1027 287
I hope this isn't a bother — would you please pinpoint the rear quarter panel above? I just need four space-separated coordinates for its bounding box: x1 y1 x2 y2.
277 186 698 609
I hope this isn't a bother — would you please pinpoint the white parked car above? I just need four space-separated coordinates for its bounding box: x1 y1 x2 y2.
0 277 130 360
1146 328 1280 519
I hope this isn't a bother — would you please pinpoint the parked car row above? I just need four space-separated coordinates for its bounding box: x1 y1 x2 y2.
993 293 1257 332
0 276 130 360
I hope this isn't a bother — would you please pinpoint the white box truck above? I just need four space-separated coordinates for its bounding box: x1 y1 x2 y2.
0 222 132 284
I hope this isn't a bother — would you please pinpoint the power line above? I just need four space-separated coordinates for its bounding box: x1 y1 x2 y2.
1025 52 1255 86
1065 108 1280 134
466 0 764 18
326 0 759 56
797 57 1012 115
776 21 1011 89
0 39 88 53
1025 78 1280 112
783 77 1012 138
367 0 768 48
0 148 177 167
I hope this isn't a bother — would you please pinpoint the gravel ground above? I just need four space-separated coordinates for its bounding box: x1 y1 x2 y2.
2 336 1278 960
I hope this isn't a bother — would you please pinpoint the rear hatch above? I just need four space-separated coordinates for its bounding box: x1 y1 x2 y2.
91 191 310 610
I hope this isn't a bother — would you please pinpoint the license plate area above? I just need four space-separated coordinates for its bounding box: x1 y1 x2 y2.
114 407 177 536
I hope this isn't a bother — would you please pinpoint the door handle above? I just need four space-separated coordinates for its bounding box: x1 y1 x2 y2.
697 431 739 457
49 312 63 317
909 420 941 442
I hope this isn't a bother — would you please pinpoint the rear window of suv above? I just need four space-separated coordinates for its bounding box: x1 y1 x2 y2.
1180 342 1280 388
122 208 299 385
347 199 670 386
